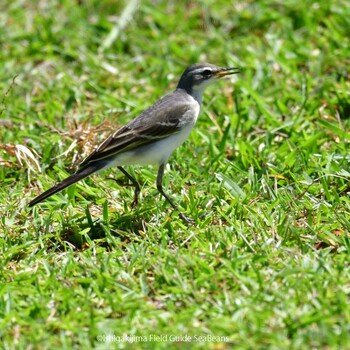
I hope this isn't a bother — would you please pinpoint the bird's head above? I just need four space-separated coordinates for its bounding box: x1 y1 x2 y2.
177 63 240 94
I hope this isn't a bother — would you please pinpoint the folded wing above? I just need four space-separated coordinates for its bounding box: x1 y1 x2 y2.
80 93 192 167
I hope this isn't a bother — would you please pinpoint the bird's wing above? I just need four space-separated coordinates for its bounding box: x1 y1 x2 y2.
80 94 192 166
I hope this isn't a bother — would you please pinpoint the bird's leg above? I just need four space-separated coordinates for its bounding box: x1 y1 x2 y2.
117 166 141 207
157 163 193 223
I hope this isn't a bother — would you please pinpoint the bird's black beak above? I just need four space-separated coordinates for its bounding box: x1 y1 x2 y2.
215 67 240 78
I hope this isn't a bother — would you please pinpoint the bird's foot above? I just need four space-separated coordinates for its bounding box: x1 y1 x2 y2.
131 195 139 208
179 212 194 224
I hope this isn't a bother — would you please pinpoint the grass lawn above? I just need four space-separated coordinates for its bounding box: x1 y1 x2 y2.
1 0 350 348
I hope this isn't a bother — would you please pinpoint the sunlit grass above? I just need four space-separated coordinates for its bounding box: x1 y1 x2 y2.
1 0 350 348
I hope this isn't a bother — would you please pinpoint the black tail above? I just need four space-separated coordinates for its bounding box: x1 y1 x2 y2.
28 164 101 207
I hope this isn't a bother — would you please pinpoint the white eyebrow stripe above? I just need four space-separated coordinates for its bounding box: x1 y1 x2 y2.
192 67 213 74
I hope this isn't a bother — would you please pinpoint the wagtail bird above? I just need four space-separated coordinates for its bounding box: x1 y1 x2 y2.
29 63 240 222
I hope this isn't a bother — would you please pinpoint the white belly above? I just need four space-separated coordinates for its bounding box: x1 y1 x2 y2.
112 125 194 166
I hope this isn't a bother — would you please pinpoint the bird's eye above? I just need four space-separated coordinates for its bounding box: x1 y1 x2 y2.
202 69 212 76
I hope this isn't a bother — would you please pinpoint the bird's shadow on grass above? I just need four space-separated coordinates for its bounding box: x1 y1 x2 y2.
56 207 160 251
